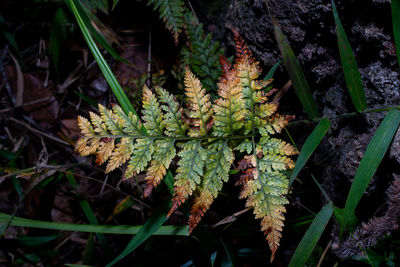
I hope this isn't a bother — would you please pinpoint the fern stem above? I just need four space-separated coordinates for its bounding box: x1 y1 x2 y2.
82 134 255 141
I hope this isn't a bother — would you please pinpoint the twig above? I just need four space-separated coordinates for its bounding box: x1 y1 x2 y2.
317 240 332 267
210 208 251 228
289 105 400 126
61 170 152 209
0 96 54 113
0 163 152 209
9 117 70 146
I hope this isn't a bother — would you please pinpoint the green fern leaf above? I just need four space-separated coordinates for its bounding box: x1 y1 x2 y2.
182 12 223 93
144 139 176 196
147 0 184 43
156 86 188 137
168 140 207 216
125 138 154 179
142 86 165 136
236 138 253 154
188 141 233 232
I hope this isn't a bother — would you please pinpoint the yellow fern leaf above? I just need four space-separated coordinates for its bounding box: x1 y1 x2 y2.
184 67 212 137
106 138 134 173
144 139 176 197
77 116 95 136
95 140 115 166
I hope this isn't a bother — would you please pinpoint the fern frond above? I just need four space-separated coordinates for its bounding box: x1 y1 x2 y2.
106 137 134 173
111 104 143 135
156 86 188 137
231 31 296 261
96 139 115 166
144 139 176 197
240 170 289 262
75 31 297 262
186 58 247 228
89 110 108 135
184 67 212 137
147 0 184 43
124 138 154 179
142 85 165 136
168 140 207 216
235 138 253 154
213 58 246 137
182 12 224 93
259 114 295 136
188 141 234 232
257 136 298 156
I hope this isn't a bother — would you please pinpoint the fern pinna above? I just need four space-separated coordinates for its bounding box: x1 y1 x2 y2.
75 32 297 261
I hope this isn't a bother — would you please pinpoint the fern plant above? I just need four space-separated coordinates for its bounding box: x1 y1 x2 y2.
147 0 185 44
181 12 224 93
75 32 297 261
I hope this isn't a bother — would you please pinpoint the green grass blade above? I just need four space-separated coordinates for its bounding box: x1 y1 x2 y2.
66 0 135 116
263 60 281 81
68 0 127 64
311 174 331 203
0 212 188 235
17 234 61 246
342 108 400 228
106 172 176 266
288 203 333 267
74 90 99 107
332 0 367 112
82 233 95 265
106 199 173 266
272 20 319 119
289 118 330 187
392 0 400 67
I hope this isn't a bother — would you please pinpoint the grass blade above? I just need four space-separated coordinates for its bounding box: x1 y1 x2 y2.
0 212 188 236
332 0 367 112
74 90 99 107
17 234 61 246
67 0 127 64
341 108 400 229
66 0 135 116
288 203 333 267
106 172 176 266
272 19 319 119
106 200 172 266
263 60 281 81
289 118 330 187
392 0 400 67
